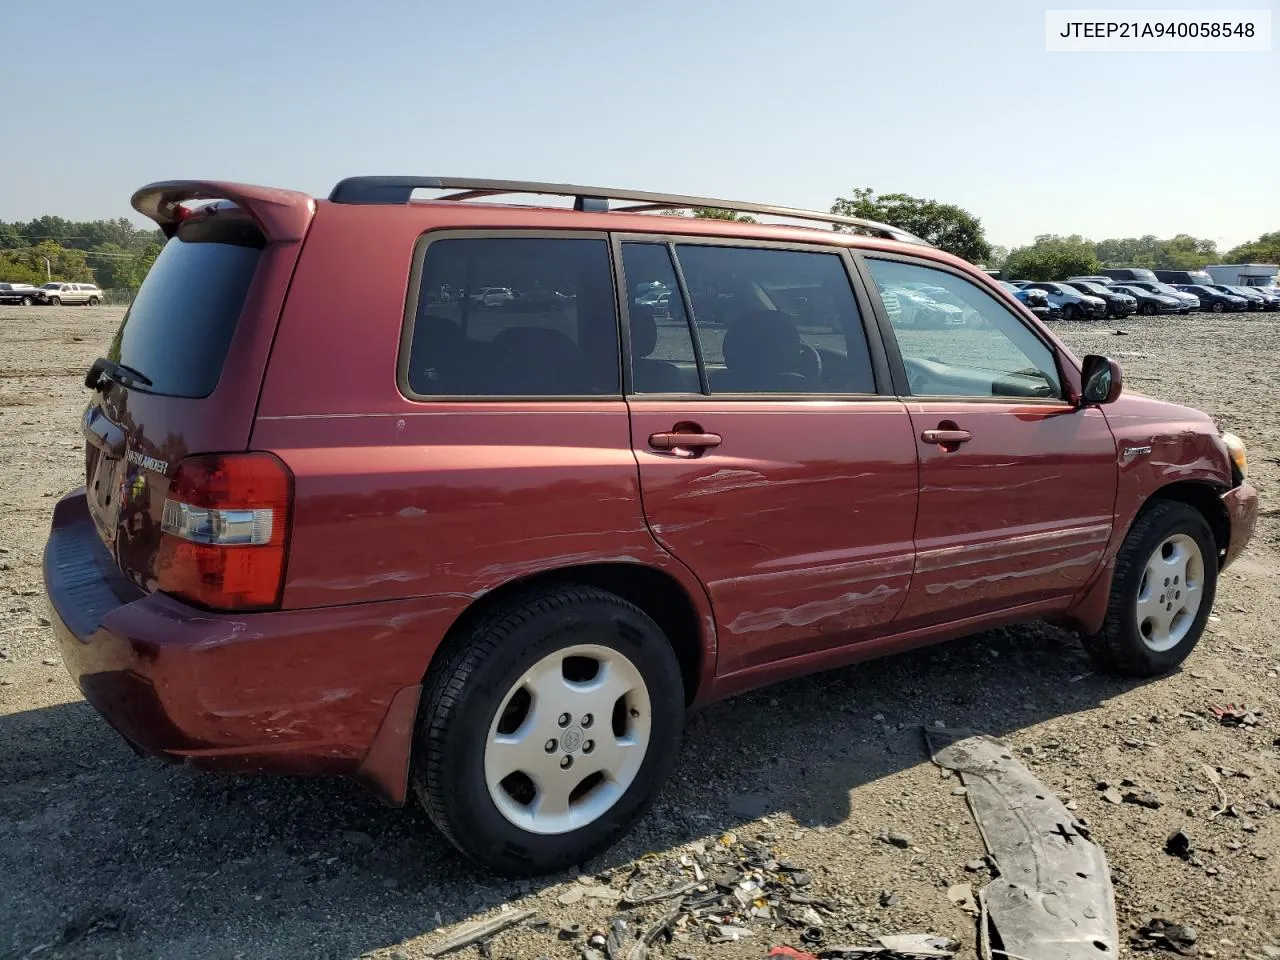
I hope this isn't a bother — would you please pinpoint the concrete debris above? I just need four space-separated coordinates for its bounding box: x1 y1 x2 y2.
1132 918 1198 955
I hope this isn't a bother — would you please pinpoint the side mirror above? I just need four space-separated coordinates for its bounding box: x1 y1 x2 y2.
1081 355 1123 406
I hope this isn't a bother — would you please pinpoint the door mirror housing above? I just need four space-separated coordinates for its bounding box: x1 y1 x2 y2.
1080 355 1123 406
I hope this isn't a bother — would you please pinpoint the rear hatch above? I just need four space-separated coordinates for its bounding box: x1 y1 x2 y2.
83 181 313 606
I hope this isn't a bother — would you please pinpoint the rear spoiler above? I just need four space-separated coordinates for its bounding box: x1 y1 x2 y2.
131 180 315 241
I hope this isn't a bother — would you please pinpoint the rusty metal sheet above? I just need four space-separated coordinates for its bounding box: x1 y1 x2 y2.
928 730 1119 960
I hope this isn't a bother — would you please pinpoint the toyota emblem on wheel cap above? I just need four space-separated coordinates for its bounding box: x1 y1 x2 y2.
560 727 582 753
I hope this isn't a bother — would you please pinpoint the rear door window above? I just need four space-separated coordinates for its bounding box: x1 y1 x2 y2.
672 244 876 395
106 216 263 398
404 236 620 398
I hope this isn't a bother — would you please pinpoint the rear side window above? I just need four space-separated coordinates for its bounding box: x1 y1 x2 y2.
107 217 263 398
673 245 876 395
404 236 620 397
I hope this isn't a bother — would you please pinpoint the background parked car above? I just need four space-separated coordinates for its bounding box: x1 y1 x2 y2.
1176 284 1247 312
1101 267 1160 284
999 280 1056 319
1019 281 1108 320
1243 286 1280 310
1063 281 1138 317
35 282 103 306
1222 285 1277 311
1112 284 1182 315
1114 280 1199 313
0 282 40 305
881 282 968 327
1066 275 1117 287
1156 269 1214 286
1206 285 1264 311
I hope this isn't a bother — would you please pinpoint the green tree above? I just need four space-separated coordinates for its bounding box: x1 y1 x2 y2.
1224 231 1280 264
1004 234 1099 281
984 245 1009 271
86 242 159 288
660 208 757 222
830 187 991 263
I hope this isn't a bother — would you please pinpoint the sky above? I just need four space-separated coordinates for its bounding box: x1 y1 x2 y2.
0 0 1276 250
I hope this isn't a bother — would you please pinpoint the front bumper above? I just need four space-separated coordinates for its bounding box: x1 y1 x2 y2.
1222 482 1259 569
42 490 439 799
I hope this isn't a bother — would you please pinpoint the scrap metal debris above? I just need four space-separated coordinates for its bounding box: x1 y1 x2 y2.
1202 764 1232 820
1132 918 1198 955
927 728 1119 960
766 935 957 960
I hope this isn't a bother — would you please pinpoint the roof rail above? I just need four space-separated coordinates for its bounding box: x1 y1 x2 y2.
327 176 931 246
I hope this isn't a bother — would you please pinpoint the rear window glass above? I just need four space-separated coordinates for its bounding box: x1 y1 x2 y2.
404 236 620 397
106 217 263 398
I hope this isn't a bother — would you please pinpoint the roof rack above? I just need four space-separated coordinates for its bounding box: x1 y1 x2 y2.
327 176 931 246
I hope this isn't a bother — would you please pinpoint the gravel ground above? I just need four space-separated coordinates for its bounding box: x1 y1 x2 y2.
1 307 1277 960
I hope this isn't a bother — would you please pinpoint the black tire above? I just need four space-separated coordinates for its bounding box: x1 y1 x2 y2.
20 296 32 306
1063 303 1080 321
1211 301 1224 313
1141 303 1156 316
410 584 685 876
48 296 60 305
88 296 100 306
1082 500 1217 677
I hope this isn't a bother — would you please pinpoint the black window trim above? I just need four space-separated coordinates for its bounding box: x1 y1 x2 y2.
852 249 1072 405
611 231 895 401
398 228 626 403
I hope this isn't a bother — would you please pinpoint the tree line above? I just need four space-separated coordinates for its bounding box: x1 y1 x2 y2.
2 198 1275 290
0 217 164 289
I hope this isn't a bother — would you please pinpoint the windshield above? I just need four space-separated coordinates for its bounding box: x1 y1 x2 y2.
40 283 60 289
1076 282 1109 295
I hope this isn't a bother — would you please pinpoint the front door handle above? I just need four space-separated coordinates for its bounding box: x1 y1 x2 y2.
920 428 972 444
649 430 722 456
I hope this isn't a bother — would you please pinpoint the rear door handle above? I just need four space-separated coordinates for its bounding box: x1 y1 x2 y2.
920 428 972 444
649 431 722 453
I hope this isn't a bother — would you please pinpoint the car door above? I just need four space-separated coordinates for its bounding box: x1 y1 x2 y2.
619 238 920 678
859 254 1118 627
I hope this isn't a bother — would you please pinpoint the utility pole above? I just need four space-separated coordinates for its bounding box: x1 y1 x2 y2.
44 257 51 281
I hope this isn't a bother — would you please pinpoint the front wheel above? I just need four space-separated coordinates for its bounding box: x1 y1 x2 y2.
20 296 32 306
410 585 685 876
1211 301 1224 313
1063 303 1080 321
48 296 60 305
1082 501 1217 676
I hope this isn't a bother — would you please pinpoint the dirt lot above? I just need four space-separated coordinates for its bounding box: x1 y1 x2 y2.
1 306 1278 960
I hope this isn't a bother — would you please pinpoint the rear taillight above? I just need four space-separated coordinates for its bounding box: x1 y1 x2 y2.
156 453 293 611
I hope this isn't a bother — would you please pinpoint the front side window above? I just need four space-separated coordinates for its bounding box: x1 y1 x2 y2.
405 237 619 397
865 258 1063 400
672 244 876 395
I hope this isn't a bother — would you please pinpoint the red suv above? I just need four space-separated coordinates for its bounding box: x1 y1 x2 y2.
44 176 1258 875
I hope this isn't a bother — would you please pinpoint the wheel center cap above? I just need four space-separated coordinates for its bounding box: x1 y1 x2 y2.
560 726 583 753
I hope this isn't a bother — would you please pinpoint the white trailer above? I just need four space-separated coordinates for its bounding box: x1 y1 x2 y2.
1203 264 1279 287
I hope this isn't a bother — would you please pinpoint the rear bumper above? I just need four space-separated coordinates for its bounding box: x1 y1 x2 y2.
42 490 455 803
1222 482 1259 569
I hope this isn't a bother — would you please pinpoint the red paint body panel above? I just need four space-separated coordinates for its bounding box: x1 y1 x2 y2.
42 180 1263 812
627 399 918 675
900 402 1117 624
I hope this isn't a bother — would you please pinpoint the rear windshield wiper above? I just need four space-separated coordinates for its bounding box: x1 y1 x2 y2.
85 357 154 391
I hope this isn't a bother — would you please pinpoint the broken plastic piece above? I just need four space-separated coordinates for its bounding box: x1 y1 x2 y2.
424 908 535 957
928 729 1119 960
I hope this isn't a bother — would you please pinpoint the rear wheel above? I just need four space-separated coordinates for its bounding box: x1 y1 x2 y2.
1082 501 1217 676
1063 303 1080 321
87 296 100 306
19 296 32 306
410 585 685 876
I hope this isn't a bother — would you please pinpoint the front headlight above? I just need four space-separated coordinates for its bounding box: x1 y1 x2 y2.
1221 432 1248 480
